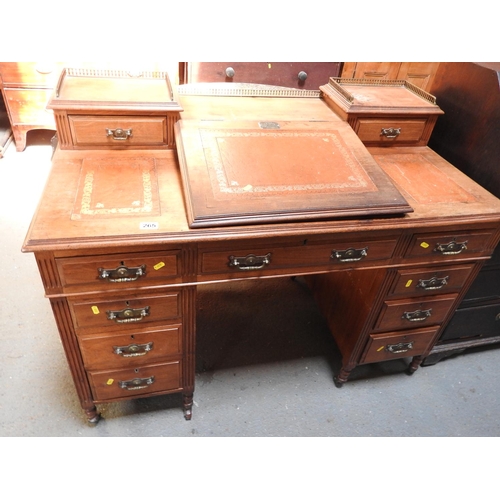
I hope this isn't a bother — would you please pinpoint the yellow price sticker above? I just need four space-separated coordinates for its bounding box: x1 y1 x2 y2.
91 306 100 315
405 279 413 288
377 346 385 352
420 242 430 249
106 379 114 385
153 261 165 271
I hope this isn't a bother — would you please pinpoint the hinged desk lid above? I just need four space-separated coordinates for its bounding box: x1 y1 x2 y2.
175 119 412 227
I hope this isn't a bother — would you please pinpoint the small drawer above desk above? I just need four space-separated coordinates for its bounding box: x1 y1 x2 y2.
354 117 428 146
68 115 170 148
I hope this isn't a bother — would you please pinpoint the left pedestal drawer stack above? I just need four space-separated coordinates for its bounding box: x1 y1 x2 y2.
38 250 196 423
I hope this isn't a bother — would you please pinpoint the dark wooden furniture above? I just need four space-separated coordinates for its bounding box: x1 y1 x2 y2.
22 71 500 423
180 62 341 90
423 62 500 364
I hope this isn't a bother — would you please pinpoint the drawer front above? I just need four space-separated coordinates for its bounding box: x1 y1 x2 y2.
70 292 181 330
388 264 475 298
405 230 495 260
68 115 167 147
186 62 341 90
439 301 500 342
3 88 55 126
374 294 458 332
56 251 181 289
88 361 182 401
355 118 427 145
200 238 398 277
463 266 500 301
361 326 440 364
79 325 182 370
0 62 65 87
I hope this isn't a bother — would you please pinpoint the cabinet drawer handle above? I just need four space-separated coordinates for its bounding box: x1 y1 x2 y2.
106 306 150 323
417 276 449 290
106 128 132 140
380 127 401 139
402 308 432 322
118 376 155 391
98 264 146 282
331 247 368 262
385 341 414 354
434 240 468 255
228 253 271 270
113 342 153 357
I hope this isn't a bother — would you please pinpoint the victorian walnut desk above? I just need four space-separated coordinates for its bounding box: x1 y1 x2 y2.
22 76 500 423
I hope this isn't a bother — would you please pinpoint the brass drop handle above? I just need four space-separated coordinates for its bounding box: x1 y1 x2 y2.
434 240 468 255
118 376 155 391
380 127 401 139
113 342 153 357
331 247 368 262
385 341 414 354
228 253 271 270
402 308 432 322
98 264 146 282
106 128 132 140
417 276 449 290
106 306 150 323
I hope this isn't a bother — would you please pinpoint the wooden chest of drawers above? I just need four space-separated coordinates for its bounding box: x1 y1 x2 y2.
0 62 66 151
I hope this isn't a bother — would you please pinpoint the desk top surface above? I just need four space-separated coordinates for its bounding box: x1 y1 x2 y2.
23 94 500 252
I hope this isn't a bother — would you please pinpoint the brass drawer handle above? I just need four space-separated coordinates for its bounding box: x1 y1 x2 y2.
106 306 150 323
434 240 468 255
331 247 368 262
380 127 401 139
402 308 432 322
98 264 146 282
228 253 271 270
417 276 449 290
385 341 414 354
105 128 132 140
118 376 155 391
113 342 153 357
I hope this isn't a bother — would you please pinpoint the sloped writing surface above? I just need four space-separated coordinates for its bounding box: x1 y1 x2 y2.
176 120 412 227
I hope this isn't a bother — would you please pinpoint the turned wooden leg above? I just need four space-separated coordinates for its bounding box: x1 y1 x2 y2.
334 366 353 388
84 406 101 425
408 355 423 374
183 392 193 420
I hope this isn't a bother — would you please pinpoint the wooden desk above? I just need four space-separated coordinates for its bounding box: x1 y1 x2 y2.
22 92 500 423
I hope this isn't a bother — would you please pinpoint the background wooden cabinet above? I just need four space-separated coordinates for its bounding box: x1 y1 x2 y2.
340 62 440 92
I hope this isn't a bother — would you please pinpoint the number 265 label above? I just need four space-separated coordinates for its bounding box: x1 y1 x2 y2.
140 222 159 230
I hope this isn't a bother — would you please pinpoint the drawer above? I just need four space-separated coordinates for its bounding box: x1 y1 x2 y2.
361 326 440 364
88 361 182 401
68 115 168 147
463 266 500 301
405 230 495 260
354 118 428 145
373 294 458 332
185 62 341 90
439 300 500 342
56 251 181 289
78 325 182 370
69 292 181 331
200 237 398 277
0 62 65 87
388 264 475 298
3 88 55 125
